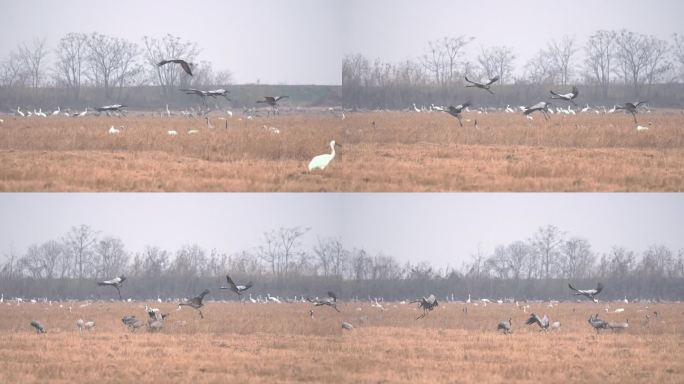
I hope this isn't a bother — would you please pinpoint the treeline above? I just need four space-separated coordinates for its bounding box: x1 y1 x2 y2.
1 224 683 301
343 30 684 109
0 33 340 110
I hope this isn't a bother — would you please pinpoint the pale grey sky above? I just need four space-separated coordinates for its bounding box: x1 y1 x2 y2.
340 0 684 76
1 194 682 269
0 0 342 85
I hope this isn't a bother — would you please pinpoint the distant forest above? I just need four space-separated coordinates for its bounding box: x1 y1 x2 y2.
1 224 683 301
343 30 684 109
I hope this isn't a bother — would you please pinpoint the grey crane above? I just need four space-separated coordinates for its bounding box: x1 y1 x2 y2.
220 275 253 296
158 59 193 76
525 313 550 331
341 321 354 331
30 320 46 334
615 101 647 123
257 96 289 115
96 104 127 116
588 313 609 333
568 282 604 303
122 315 144 331
179 88 230 105
465 75 499 94
97 275 126 299
523 101 552 120
306 291 340 312
178 289 210 318
497 317 512 334
550 86 579 105
410 294 438 320
445 102 472 127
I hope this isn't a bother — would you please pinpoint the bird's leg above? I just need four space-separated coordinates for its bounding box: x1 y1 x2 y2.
487 88 494 95
116 286 122 300
198 309 204 319
632 113 637 124
457 116 463 127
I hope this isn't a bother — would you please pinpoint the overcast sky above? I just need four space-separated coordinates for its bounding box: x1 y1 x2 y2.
0 0 342 85
1 194 682 269
340 0 684 76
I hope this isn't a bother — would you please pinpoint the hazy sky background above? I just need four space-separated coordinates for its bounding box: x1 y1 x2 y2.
340 0 684 77
0 0 342 85
1 194 681 269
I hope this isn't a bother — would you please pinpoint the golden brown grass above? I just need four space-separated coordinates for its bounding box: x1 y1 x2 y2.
0 111 683 191
0 300 682 383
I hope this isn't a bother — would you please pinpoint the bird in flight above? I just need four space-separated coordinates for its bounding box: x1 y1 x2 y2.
523 101 552 120
465 75 499 94
306 291 340 312
220 275 254 296
178 289 210 318
158 59 194 76
97 275 126 299
550 86 579 105
615 101 647 124
410 294 439 320
568 282 604 303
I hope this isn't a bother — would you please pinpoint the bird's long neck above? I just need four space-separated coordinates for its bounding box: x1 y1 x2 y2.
330 143 336 157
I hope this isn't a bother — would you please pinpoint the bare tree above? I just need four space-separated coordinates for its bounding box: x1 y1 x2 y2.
558 237 595 279
0 51 28 88
530 225 565 279
674 33 684 81
54 33 88 99
606 246 636 279
547 36 577 86
18 38 48 90
63 225 99 279
422 36 473 88
171 244 208 277
584 30 616 99
93 237 128 279
615 30 672 98
257 227 309 278
85 33 142 98
477 46 516 85
524 50 557 84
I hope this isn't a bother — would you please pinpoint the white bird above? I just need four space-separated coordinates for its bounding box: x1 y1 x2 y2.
267 294 281 303
581 104 590 113
505 105 515 113
637 122 652 132
167 130 178 136
78 108 88 117
51 106 61 116
623 296 629 304
188 129 199 134
308 140 341 171
16 107 25 117
412 103 421 112
466 294 471 304
614 308 625 313
108 126 120 134
226 110 233 117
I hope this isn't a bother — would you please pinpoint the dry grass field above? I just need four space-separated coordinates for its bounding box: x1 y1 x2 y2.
0 300 682 383
0 111 683 191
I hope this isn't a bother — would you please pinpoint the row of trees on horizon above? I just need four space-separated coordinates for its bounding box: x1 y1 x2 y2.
1 224 683 300
343 30 684 109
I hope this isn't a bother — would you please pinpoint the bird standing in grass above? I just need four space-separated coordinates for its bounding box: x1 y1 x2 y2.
308 141 341 171
30 320 46 334
497 318 512 334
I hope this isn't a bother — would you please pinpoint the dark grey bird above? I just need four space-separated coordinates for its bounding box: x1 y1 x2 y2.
97 275 126 299
615 101 647 123
30 320 46 334
588 313 608 333
220 275 253 296
525 313 550 331
569 282 604 303
96 104 127 115
445 102 472 127
257 96 289 107
497 317 512 334
178 289 210 318
341 321 354 331
180 88 230 105
148 317 164 332
550 86 579 105
306 291 340 312
410 294 439 320
523 101 552 120
158 59 193 76
465 75 499 95
122 315 144 331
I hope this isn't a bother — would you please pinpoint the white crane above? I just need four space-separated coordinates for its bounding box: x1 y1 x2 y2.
77 107 88 117
108 126 120 134
51 106 61 116
308 140 341 171
167 130 178 136
412 103 421 112
16 107 25 117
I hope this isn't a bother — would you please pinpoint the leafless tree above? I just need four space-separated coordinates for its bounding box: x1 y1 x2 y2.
615 30 672 98
606 246 636 278
547 36 577 86
674 33 684 81
257 227 310 278
558 237 595 279
584 30 616 99
530 225 565 279
0 51 28 88
93 237 129 279
18 38 48 90
171 244 208 277
477 46 516 85
85 33 142 98
524 50 557 84
54 33 88 99
62 225 98 279
422 36 473 88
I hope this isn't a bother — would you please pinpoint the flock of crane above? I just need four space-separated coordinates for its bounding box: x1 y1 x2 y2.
22 278 643 336
412 75 656 130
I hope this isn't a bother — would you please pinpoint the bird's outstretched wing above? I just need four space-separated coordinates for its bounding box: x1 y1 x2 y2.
486 76 500 85
595 282 604 295
571 86 579 98
327 291 337 302
526 313 542 326
224 275 238 292
464 75 481 86
568 283 579 292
